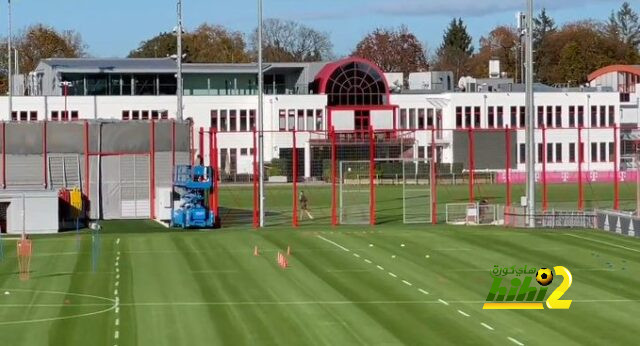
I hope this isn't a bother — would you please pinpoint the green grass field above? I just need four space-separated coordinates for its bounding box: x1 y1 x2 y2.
0 219 638 345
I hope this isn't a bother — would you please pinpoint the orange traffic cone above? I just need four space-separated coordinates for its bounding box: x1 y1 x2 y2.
254 246 259 256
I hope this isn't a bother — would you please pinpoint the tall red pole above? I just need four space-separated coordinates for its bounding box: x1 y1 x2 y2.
369 126 376 226
542 126 548 211
43 121 48 189
150 121 156 219
468 128 475 202
505 128 511 207
330 126 338 226
292 130 299 227
431 128 437 224
578 127 584 210
252 127 259 229
614 125 619 210
1 122 5 189
84 120 90 201
211 128 219 225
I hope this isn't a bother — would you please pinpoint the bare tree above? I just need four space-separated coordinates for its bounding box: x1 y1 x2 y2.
251 19 333 62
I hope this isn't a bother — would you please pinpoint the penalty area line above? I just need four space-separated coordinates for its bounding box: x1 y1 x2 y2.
317 235 350 252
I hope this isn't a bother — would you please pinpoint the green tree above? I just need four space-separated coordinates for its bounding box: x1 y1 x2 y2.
434 18 474 82
604 2 640 49
352 25 429 83
533 8 557 82
128 32 177 59
470 26 518 79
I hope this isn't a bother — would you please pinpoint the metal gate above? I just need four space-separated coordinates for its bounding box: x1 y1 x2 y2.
120 155 150 218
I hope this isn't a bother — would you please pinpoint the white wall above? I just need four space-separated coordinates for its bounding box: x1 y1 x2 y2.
0 192 59 234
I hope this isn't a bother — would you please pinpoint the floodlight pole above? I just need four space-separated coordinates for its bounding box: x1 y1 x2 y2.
525 0 536 227
258 0 265 227
7 0 13 120
176 0 184 121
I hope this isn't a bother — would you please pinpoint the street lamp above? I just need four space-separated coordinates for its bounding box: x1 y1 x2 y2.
7 0 13 120
175 0 184 121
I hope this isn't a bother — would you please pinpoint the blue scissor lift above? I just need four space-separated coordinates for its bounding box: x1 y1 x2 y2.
171 165 215 229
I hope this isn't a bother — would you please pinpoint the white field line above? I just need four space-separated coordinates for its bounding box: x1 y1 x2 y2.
388 272 397 278
402 280 412 286
438 299 449 306
114 331 119 339
364 259 372 264
116 238 120 245
564 233 640 253
418 289 429 295
508 337 525 346
353 253 361 258
317 235 350 252
376 265 384 270
115 318 119 326
457 310 470 317
481 323 494 331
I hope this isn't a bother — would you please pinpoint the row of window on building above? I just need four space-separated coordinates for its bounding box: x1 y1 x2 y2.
10 110 81 122
398 108 443 130
455 105 616 129
210 109 257 132
121 110 170 121
278 109 324 132
518 142 615 164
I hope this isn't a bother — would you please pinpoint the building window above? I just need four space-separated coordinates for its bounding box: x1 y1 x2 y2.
62 111 69 121
537 143 543 163
519 143 526 164
608 106 615 126
288 110 295 131
600 106 606 127
569 106 575 127
11 111 17 121
456 107 463 128
497 106 504 128
591 143 598 162
465 107 472 129
20 111 27 121
409 109 416 129
52 111 59 121
279 110 286 131
400 109 407 129
71 111 79 121
418 109 425 129
122 110 129 121
142 110 149 120
427 109 434 128
609 142 615 162
519 107 526 128
307 109 314 131
29 111 37 121
488 106 495 128
547 143 553 163
297 109 304 130
229 110 237 132
151 110 159 120
211 110 218 130
569 143 576 163
510 106 517 128
600 142 607 162
537 106 544 127
591 105 598 127
555 106 562 128
555 143 562 163
249 109 256 130
546 106 553 127
418 146 425 158
132 110 139 120
240 110 247 132
577 106 584 127
240 148 248 156
220 110 228 132
315 109 323 131
161 110 168 120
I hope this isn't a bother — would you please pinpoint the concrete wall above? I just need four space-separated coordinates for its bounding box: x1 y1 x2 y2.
0 192 58 234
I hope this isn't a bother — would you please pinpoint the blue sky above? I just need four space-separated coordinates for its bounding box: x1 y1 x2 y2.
4 0 636 58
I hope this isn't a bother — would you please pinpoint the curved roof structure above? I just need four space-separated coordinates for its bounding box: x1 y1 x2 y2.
314 57 390 106
587 65 640 81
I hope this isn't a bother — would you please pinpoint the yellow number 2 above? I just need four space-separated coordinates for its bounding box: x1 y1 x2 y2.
546 266 573 309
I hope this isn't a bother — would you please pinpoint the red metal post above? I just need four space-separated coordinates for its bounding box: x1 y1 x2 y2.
84 121 90 201
43 121 48 189
431 128 438 224
468 129 475 202
542 126 548 211
198 127 204 165
614 125 619 210
150 121 156 219
330 126 338 226
578 127 584 210
211 128 220 225
292 130 299 227
505 128 511 207
252 127 259 228
369 126 376 226
1 122 5 189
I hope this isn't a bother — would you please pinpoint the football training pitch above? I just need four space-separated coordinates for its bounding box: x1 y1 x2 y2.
0 218 638 345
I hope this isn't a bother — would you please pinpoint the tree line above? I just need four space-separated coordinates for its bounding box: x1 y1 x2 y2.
1 2 639 93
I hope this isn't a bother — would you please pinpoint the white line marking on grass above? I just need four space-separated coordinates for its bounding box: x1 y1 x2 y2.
114 289 118 296
353 253 360 258
376 265 384 270
364 259 372 264
115 318 119 326
116 268 119 273
481 322 494 331
438 299 449 306
388 272 397 278
508 337 524 346
116 238 120 245
402 280 412 286
457 310 470 317
116 274 120 280
565 233 640 253
418 289 429 295
114 331 119 339
317 235 350 252
115 307 119 314
115 281 119 287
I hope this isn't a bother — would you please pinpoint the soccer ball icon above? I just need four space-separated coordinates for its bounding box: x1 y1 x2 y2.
536 268 553 286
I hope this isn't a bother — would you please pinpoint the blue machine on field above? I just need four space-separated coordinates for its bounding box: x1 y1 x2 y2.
171 165 215 229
